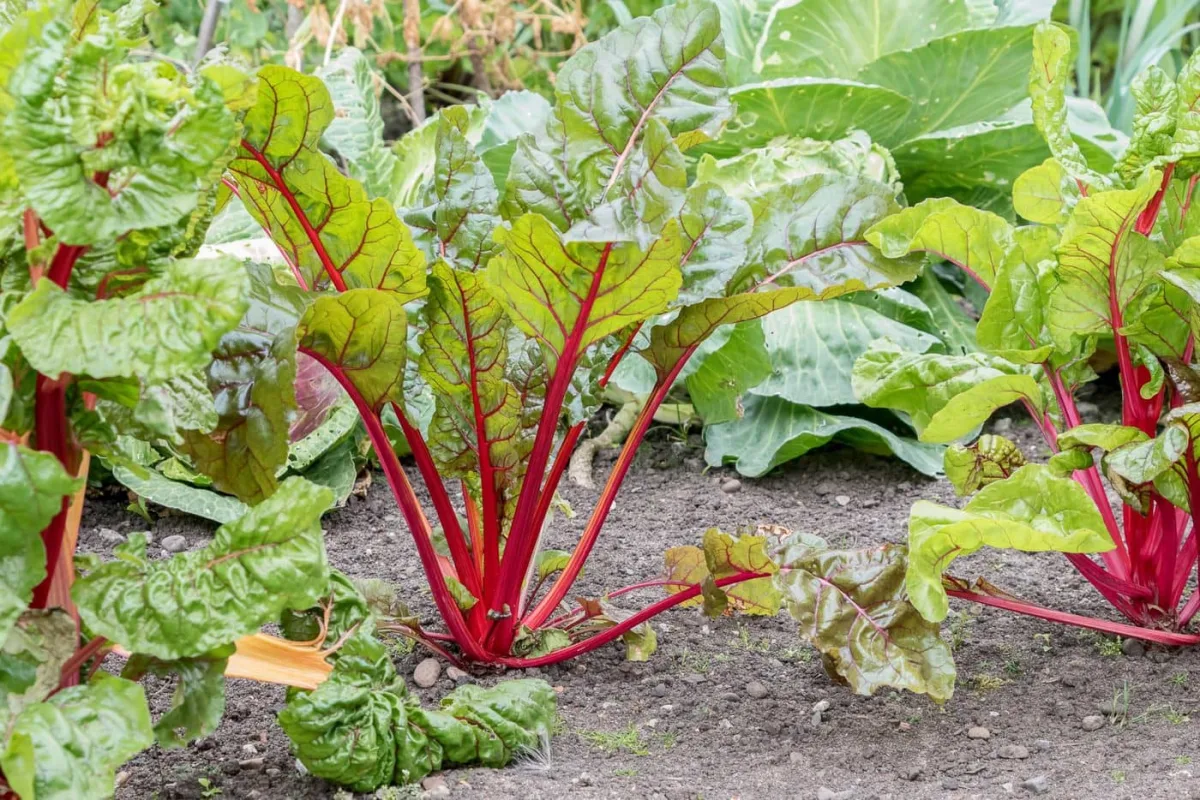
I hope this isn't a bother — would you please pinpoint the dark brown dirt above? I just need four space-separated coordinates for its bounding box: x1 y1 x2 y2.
82 398 1200 800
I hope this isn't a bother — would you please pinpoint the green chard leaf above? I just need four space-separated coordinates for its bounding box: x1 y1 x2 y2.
279 633 556 791
554 0 732 204
865 198 1014 288
643 174 920 376
663 528 780 616
72 478 334 660
1029 22 1108 190
231 66 425 298
907 464 1113 622
1 674 153 800
178 264 302 503
0 610 75 732
3 15 237 245
298 290 407 411
7 258 247 382
0 444 82 640
1114 66 1178 184
976 225 1060 362
1012 158 1074 225
853 339 1043 443
776 533 956 702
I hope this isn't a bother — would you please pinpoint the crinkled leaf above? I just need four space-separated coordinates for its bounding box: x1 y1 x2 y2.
554 0 732 204
853 339 1043 442
907 464 1113 622
178 264 300 503
643 175 920 376
0 610 75 732
0 673 152 800
865 198 1014 288
976 226 1059 361
776 533 955 702
487 214 681 370
944 434 1026 497
535 550 571 583
73 478 333 660
298 290 407 412
1029 22 1107 189
7 258 247 382
0 444 82 641
316 48 397 199
1114 66 1178 184
232 66 425 298
279 633 555 791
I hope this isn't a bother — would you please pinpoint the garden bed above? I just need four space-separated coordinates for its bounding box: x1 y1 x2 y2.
90 399 1200 800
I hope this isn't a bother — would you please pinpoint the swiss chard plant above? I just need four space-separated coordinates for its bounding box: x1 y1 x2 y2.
853 21 1200 647
0 2 556 796
222 0 957 703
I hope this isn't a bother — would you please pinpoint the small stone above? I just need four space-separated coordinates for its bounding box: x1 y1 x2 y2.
1076 401 1100 419
239 757 265 770
265 768 281 778
1082 715 1105 731
241 743 258 756
898 721 912 732
1022 775 1050 794
810 710 823 726
993 418 1013 434
721 479 743 494
1033 739 1051 751
998 745 1029 760
942 778 961 790
682 673 706 684
577 772 593 787
413 658 442 689
445 666 469 682
114 771 129 788
197 738 216 752
763 720 783 735
221 761 241 776
900 765 923 781
816 788 854 800
1121 638 1145 658
746 680 768 699
651 683 668 697
790 751 804 764
815 481 836 496
812 699 830 713
422 775 452 797
967 726 991 739
98 528 125 545
160 534 187 553
897 481 913 491
834 495 851 507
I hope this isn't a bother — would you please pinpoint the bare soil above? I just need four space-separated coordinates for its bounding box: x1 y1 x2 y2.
81 397 1200 800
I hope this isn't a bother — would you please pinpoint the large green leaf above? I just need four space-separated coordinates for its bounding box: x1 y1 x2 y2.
906 464 1113 622
3 17 237 245
0 610 75 733
855 26 1037 143
754 0 996 80
865 198 1015 288
7 258 247 382
179 265 301 504
554 0 732 203
231 66 425 298
776 534 956 702
1 673 152 800
853 339 1042 443
751 300 939 407
0 445 82 641
111 464 249 524
1047 173 1179 351
487 214 681 369
642 175 921 376
676 182 753 305
298 290 407 411
704 396 944 477
279 633 556 791
709 79 912 155
73 478 333 660
976 225 1059 360
683 321 772 424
